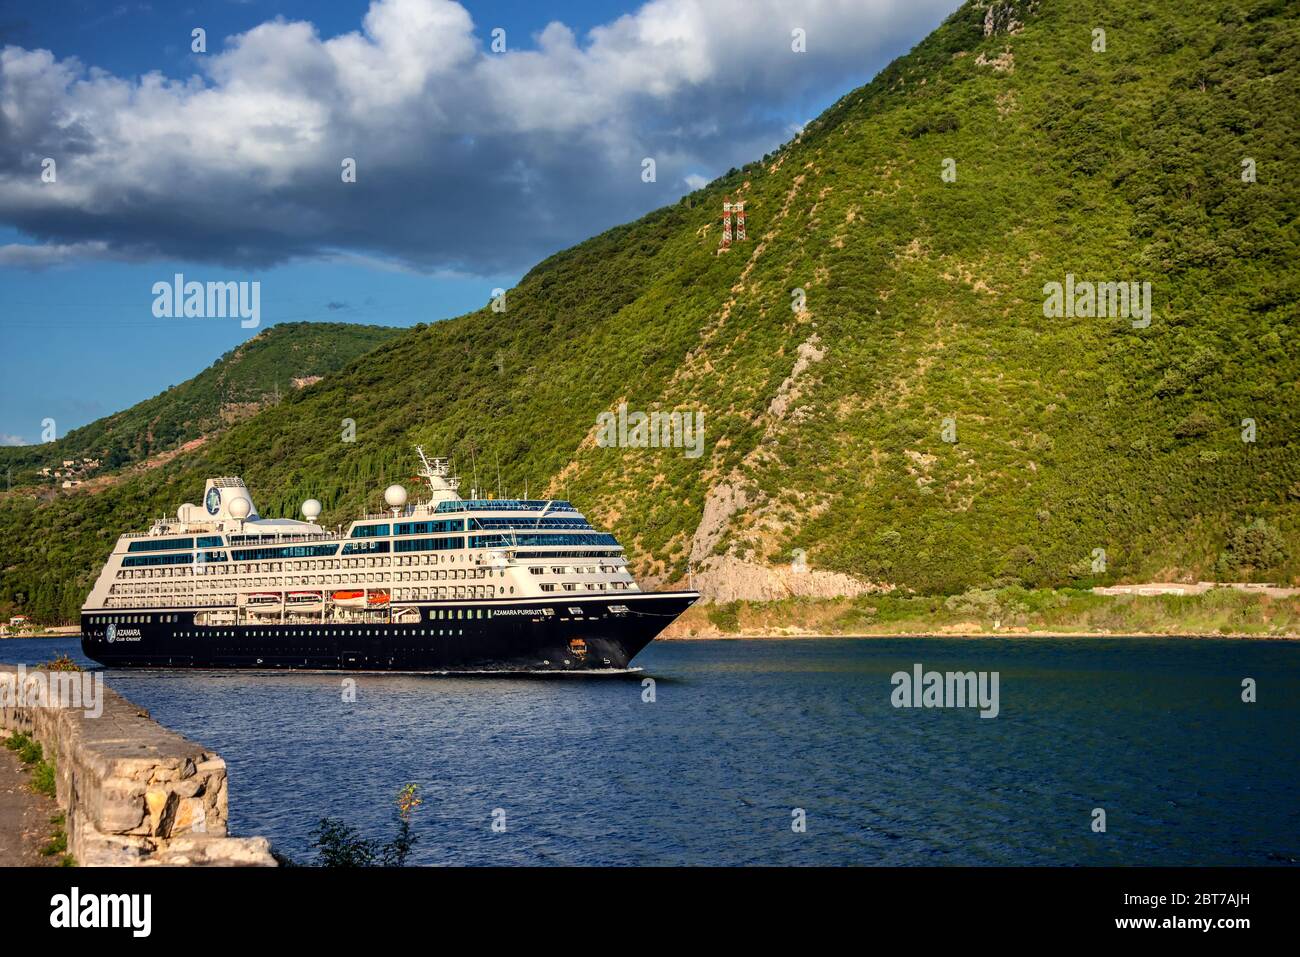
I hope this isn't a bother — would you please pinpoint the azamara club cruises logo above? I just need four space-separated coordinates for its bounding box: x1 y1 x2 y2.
104 624 141 643
206 486 221 514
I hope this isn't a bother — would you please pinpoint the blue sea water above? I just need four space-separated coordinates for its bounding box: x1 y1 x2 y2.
4 635 1297 866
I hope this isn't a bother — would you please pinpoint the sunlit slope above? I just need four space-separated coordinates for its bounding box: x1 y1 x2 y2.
0 321 402 480
1 0 1296 620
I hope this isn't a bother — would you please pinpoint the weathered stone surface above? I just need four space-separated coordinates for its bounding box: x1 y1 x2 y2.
159 796 208 837
0 664 275 866
145 835 275 867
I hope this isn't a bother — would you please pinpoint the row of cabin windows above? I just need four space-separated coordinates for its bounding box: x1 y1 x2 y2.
528 565 624 575
91 605 519 624
117 550 620 581
117 553 494 579
87 614 181 624
539 582 628 592
126 536 224 552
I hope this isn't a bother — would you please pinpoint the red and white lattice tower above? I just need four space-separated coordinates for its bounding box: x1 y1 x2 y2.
721 200 733 247
734 200 746 242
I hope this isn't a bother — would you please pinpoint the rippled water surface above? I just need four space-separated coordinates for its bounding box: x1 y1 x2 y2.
5 635 1298 865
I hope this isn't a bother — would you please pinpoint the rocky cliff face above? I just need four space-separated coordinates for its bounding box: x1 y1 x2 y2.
982 0 1038 37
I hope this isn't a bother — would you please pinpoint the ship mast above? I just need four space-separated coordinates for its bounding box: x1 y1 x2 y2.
413 445 462 506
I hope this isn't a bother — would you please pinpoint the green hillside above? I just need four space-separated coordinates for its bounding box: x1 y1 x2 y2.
0 322 401 481
2 0 1297 623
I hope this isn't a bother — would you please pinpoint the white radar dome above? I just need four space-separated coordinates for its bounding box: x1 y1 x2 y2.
384 484 408 508
228 496 252 519
301 499 323 521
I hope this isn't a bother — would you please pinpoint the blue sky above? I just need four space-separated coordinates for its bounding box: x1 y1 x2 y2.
0 0 958 444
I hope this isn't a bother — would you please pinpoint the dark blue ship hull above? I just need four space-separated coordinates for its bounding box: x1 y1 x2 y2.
81 592 697 673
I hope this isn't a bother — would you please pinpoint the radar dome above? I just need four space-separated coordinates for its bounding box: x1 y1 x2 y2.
228 496 252 519
301 499 323 521
384 484 408 508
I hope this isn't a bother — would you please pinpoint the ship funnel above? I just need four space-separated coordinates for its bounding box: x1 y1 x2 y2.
201 477 259 522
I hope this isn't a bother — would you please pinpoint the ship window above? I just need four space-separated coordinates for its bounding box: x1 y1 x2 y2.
127 536 195 553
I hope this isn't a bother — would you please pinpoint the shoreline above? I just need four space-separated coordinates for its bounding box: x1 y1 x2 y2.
661 587 1300 643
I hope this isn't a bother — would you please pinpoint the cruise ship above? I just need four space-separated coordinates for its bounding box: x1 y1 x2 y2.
80 448 698 672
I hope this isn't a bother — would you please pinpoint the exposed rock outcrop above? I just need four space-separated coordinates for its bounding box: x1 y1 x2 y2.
982 0 1037 37
690 554 888 603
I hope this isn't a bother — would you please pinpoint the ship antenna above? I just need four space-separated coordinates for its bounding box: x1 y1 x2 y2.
412 444 462 505
414 444 437 495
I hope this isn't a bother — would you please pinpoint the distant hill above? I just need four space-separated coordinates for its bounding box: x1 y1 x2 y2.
1 0 1296 622
0 322 401 481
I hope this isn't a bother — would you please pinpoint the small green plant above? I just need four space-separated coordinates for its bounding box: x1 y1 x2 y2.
5 740 70 862
41 813 67 857
707 602 741 633
5 730 44 766
31 757 56 798
307 783 423 867
39 655 81 673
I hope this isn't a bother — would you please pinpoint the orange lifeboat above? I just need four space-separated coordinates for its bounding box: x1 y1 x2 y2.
331 590 366 608
367 591 391 606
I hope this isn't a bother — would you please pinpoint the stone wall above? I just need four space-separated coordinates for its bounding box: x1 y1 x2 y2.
0 664 275 866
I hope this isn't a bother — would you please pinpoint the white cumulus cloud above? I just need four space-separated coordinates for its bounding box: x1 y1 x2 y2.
0 0 959 274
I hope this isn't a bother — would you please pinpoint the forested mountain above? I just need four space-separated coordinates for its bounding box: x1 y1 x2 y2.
2 0 1296 621
0 322 401 481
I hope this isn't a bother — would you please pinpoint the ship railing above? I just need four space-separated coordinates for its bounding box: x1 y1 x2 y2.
225 532 338 546
119 530 338 543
